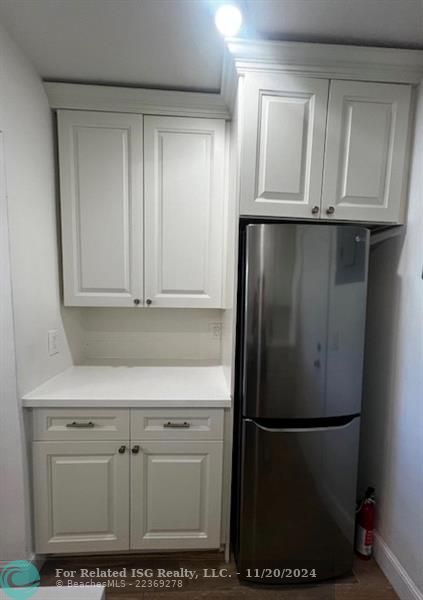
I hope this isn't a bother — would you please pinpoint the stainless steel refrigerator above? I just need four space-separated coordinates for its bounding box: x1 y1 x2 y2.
233 223 370 584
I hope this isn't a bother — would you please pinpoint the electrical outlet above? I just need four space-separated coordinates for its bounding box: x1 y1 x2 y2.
210 322 222 338
48 329 59 356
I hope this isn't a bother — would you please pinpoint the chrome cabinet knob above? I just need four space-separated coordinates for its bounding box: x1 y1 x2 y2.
118 445 126 454
133 298 140 306
326 206 335 215
131 445 140 454
311 206 319 215
146 299 152 306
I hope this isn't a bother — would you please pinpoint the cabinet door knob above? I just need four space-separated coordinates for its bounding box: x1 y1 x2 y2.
131 445 140 454
311 206 319 215
146 298 152 306
133 298 140 306
118 445 126 454
326 206 335 215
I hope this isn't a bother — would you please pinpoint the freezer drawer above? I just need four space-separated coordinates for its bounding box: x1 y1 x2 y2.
236 417 360 583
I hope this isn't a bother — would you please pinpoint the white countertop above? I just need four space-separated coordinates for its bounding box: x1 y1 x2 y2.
22 366 231 408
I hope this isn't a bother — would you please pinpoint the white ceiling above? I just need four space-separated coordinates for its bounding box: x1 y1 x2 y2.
0 0 422 92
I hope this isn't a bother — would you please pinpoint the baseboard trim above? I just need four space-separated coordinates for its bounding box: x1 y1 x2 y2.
374 532 423 600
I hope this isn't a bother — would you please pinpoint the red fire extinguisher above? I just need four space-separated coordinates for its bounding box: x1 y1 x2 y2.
355 487 375 559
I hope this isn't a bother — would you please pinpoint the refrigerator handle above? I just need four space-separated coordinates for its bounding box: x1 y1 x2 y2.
246 417 358 433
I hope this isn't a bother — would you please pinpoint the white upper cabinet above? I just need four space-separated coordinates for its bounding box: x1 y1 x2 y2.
240 73 329 219
58 111 226 308
321 80 412 223
144 116 225 308
58 110 143 306
239 73 412 224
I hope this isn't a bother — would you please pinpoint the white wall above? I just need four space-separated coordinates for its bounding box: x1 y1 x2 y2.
0 133 28 562
0 23 73 560
66 308 223 365
0 26 73 395
359 86 423 599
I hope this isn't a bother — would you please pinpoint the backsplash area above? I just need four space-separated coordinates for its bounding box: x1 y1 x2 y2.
63 308 223 365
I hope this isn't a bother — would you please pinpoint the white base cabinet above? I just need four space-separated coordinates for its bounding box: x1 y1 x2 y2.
33 441 130 554
32 408 224 554
131 441 222 550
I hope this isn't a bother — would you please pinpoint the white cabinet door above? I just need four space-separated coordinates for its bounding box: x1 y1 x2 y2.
131 441 223 549
240 73 329 218
33 441 130 553
321 80 412 223
58 110 143 306
144 116 225 307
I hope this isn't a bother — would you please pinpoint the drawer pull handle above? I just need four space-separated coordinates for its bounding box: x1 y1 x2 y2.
163 421 191 429
66 421 95 428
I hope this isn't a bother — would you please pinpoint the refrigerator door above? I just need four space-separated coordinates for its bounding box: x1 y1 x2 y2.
236 417 360 583
243 223 369 419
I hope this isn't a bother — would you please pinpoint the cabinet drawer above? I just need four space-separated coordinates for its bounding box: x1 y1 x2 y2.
131 409 224 440
33 409 130 441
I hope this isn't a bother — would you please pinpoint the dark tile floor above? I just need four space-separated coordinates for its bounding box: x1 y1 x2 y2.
39 551 398 599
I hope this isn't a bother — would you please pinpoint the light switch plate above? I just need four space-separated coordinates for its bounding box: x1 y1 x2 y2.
48 329 59 356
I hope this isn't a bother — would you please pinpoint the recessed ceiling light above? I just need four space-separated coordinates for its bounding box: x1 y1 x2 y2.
214 4 243 37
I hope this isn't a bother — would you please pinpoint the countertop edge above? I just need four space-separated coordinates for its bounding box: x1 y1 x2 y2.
22 399 232 408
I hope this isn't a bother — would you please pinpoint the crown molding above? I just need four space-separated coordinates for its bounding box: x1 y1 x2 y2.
44 82 231 119
45 40 423 122
225 38 423 84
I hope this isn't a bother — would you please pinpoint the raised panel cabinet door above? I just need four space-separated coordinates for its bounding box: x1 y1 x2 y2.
33 441 130 553
321 81 412 223
131 441 223 550
58 110 143 306
240 73 329 218
144 116 225 308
